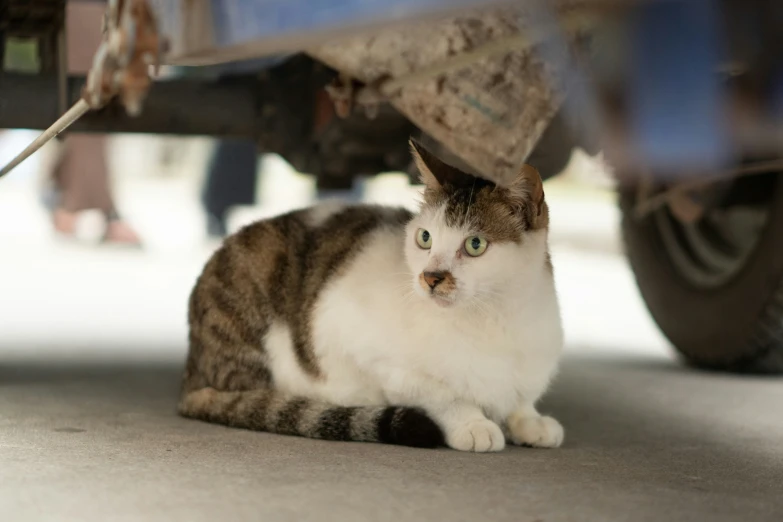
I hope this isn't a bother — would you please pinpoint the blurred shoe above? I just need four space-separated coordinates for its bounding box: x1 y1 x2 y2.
103 219 142 247
52 208 78 237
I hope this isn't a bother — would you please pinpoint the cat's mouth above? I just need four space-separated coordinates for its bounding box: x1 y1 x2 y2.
430 292 456 308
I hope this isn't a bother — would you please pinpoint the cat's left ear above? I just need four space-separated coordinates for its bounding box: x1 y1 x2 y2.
504 164 545 227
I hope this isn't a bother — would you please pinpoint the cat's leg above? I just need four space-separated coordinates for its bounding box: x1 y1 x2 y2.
381 370 504 452
505 403 564 448
396 380 506 453
386 388 504 451
430 402 506 452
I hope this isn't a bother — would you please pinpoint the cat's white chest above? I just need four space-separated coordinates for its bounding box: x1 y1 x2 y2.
389 297 560 419
312 264 562 419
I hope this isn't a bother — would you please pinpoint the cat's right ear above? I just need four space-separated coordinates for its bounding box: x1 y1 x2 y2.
410 138 482 191
409 139 442 190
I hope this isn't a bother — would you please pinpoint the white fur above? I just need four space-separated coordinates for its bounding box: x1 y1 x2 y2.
263 204 564 452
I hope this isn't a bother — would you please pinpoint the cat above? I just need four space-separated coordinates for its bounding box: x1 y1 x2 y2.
178 140 564 452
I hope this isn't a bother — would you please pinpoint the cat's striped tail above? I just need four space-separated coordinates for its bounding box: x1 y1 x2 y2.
178 387 444 448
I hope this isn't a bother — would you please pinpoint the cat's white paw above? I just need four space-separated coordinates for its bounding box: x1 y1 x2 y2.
507 415 564 448
447 418 505 452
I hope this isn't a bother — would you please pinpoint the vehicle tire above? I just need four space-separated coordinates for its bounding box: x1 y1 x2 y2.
619 171 783 374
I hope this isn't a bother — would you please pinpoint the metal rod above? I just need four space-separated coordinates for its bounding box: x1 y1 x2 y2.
0 73 265 136
0 99 91 180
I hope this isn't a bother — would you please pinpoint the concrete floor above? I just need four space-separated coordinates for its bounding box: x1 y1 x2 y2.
1 143 782 521
3 356 783 521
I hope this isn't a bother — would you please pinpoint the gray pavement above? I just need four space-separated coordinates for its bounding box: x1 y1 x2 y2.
3 355 782 521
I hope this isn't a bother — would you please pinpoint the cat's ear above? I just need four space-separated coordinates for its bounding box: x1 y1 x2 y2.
409 138 473 190
409 138 444 190
505 164 545 226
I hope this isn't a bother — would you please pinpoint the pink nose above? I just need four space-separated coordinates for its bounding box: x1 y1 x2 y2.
423 271 445 289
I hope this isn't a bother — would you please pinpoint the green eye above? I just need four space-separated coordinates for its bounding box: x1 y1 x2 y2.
464 236 488 257
416 228 432 249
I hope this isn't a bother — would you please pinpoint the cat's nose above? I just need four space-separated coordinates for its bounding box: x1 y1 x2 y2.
423 271 446 289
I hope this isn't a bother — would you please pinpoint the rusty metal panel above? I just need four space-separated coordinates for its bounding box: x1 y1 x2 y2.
311 8 569 182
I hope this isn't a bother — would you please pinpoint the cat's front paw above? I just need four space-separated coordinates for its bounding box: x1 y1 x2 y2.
507 415 564 448
447 418 505 452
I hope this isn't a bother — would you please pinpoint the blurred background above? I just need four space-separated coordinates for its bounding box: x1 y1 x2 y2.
0 129 669 364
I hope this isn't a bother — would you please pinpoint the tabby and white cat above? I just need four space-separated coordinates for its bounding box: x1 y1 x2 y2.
179 140 564 452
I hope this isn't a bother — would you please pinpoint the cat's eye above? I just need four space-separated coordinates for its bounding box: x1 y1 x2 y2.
416 228 432 249
464 236 488 257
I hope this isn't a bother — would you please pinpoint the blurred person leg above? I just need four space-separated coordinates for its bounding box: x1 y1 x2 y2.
169 56 283 238
202 139 259 238
50 133 141 245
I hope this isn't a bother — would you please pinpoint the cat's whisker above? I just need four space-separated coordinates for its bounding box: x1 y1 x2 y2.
476 296 494 315
468 296 489 317
478 289 506 299
395 287 417 299
401 290 418 306
470 295 498 322
392 279 416 290
388 280 413 291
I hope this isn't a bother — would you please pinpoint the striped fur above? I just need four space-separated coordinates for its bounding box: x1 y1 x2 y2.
179 387 443 447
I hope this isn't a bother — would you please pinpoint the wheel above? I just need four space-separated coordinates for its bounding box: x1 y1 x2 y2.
619 169 783 374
